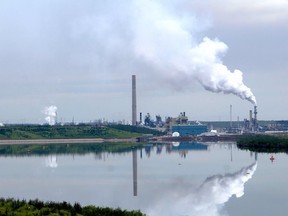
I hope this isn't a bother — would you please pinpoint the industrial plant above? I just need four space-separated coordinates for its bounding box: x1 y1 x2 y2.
129 75 288 137
0 75 288 138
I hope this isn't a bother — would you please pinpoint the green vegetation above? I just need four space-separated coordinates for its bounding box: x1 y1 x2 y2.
0 125 163 140
237 134 288 153
0 142 142 156
0 198 145 216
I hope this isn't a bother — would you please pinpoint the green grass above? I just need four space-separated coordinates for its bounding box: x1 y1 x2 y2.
0 125 158 140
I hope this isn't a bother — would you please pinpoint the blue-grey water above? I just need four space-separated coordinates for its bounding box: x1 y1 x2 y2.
0 142 287 216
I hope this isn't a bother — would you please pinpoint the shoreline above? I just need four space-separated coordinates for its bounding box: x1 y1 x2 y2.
0 134 242 145
0 138 138 145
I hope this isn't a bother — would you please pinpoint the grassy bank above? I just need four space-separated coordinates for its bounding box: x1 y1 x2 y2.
237 134 288 153
0 198 145 216
0 125 164 140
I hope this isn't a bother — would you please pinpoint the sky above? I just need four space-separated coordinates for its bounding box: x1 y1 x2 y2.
0 0 287 124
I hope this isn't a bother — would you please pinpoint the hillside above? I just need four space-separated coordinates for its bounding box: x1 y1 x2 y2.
0 124 164 140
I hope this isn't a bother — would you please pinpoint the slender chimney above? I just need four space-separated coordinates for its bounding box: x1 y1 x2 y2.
230 105 232 128
254 106 258 131
132 75 137 126
254 106 257 122
249 110 253 129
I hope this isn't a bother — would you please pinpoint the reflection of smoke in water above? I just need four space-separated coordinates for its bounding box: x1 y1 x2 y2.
42 106 57 125
148 162 257 216
46 155 58 168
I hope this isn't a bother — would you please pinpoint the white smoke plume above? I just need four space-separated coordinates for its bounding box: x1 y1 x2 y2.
130 0 257 104
147 162 257 216
42 106 57 125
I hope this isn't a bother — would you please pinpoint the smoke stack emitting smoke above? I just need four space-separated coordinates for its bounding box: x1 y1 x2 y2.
131 0 257 105
43 106 57 125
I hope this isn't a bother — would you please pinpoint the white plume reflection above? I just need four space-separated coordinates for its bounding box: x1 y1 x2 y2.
147 162 257 216
45 155 58 168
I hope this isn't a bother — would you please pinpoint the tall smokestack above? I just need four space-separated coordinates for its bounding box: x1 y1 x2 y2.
254 106 257 122
132 75 137 126
249 110 253 129
230 105 232 128
140 112 142 125
254 106 258 131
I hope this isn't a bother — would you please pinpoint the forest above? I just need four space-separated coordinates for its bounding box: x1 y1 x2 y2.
0 198 145 216
237 134 288 153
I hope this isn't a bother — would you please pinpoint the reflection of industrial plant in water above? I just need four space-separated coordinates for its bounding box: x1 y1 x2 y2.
144 142 208 158
147 162 257 216
172 142 208 151
46 155 58 168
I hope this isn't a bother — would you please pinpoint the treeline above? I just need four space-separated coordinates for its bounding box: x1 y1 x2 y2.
237 134 288 153
0 125 144 140
0 143 141 156
0 198 145 216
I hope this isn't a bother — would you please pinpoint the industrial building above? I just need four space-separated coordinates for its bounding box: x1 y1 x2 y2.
243 106 258 132
165 112 188 129
164 112 208 136
129 76 268 135
172 125 208 136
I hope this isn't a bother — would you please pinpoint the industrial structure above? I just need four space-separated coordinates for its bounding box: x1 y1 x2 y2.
165 112 208 136
128 76 288 135
132 75 137 126
243 106 258 132
165 112 188 130
172 125 208 136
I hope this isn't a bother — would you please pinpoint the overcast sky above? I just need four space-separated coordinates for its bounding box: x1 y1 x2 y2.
0 0 287 124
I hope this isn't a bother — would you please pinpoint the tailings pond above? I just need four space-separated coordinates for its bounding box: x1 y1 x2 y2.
0 142 287 216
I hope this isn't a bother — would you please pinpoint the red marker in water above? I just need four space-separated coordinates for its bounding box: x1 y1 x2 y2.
270 155 275 163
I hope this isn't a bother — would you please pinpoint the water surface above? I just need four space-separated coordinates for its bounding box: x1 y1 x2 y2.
0 142 287 216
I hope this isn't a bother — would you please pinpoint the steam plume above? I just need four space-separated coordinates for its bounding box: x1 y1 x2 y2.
43 106 57 125
147 162 257 216
131 0 257 104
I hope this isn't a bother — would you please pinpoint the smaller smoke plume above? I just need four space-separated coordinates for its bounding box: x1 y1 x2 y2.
43 106 57 125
